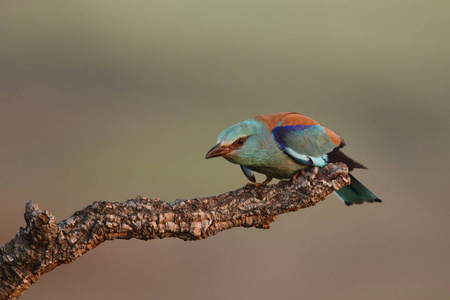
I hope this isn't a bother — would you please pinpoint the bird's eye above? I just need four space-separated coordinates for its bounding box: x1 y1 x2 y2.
234 137 247 147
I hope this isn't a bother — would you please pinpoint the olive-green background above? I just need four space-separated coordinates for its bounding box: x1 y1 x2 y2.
1 1 448 299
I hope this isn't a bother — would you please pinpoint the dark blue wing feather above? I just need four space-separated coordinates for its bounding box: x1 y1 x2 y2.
272 124 338 166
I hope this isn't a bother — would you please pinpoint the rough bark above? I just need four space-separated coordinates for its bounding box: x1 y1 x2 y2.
0 163 349 299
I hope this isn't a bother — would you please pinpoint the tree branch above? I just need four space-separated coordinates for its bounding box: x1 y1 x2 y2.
0 163 349 299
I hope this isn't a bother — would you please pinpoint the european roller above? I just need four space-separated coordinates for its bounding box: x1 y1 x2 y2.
205 112 381 206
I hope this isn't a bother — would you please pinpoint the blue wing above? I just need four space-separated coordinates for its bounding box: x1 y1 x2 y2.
271 114 342 167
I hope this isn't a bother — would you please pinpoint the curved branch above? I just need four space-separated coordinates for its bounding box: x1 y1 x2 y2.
0 163 349 299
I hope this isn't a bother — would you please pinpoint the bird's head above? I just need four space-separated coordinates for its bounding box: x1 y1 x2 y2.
205 119 264 165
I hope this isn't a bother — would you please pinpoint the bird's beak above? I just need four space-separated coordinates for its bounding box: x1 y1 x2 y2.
205 143 230 159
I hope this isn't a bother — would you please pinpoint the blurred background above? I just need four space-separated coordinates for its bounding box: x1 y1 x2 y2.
1 1 449 299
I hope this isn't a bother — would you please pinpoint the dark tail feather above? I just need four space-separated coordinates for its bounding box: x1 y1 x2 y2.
327 148 366 171
335 174 382 206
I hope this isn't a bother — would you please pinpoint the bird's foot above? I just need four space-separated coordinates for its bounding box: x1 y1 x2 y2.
245 182 263 188
261 176 273 185
245 178 271 188
292 171 304 182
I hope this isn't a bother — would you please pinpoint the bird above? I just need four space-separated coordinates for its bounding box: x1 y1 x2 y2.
205 112 381 206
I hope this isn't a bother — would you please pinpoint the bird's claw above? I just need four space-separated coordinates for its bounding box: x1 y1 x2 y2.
292 171 303 182
245 177 272 188
261 177 273 185
245 182 262 188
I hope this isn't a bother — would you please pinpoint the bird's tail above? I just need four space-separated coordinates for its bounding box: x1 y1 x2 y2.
335 174 381 206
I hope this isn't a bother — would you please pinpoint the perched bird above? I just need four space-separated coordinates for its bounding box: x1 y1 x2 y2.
205 112 381 206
